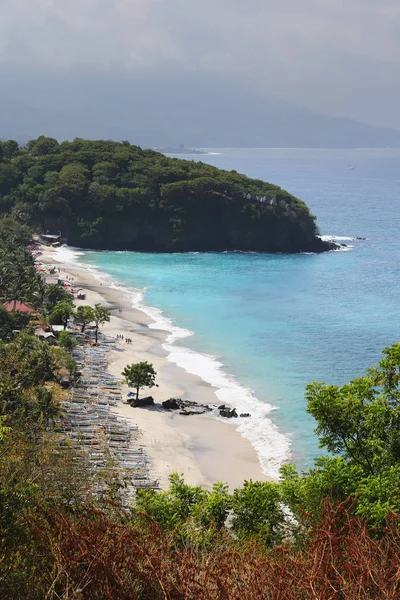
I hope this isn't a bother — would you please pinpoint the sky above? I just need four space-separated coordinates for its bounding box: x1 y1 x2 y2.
0 0 400 128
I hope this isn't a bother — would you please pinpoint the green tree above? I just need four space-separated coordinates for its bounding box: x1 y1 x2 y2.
0 305 30 341
122 361 157 400
2 139 19 160
135 474 231 546
0 218 33 247
42 284 72 313
280 343 400 526
306 343 400 476
29 136 59 156
0 245 43 310
231 480 284 545
0 332 76 416
49 299 75 330
92 303 110 344
74 305 95 332
58 330 78 352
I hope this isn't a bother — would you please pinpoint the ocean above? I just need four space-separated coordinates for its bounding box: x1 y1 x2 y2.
61 148 400 479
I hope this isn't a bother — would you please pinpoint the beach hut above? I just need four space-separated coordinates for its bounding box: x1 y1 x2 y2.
34 328 57 345
40 232 62 246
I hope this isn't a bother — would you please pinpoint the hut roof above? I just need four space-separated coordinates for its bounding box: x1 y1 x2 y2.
3 301 35 314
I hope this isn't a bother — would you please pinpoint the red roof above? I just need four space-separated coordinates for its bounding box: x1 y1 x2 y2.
3 301 35 314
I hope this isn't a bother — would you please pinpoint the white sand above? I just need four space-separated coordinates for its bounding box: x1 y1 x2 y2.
40 246 268 490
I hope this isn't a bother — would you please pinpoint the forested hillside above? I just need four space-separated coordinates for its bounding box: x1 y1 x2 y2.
0 137 332 253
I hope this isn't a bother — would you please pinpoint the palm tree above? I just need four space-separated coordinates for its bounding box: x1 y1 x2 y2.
0 247 43 310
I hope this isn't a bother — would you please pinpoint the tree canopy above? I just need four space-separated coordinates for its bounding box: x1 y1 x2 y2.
92 304 110 344
122 361 157 400
0 137 331 253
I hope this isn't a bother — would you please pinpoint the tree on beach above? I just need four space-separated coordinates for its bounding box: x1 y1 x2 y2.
74 305 95 333
122 361 158 401
93 303 110 344
49 299 75 330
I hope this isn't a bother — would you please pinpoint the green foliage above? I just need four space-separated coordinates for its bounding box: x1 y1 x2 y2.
49 299 75 329
92 303 110 343
307 343 400 475
231 480 284 544
135 474 232 547
136 475 285 547
74 304 95 332
57 330 78 352
0 137 323 253
42 283 72 313
122 361 157 400
136 474 206 531
0 218 33 247
0 242 44 308
0 305 30 341
281 343 400 526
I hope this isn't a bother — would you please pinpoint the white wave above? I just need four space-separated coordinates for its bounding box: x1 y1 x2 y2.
52 244 85 264
320 235 357 242
334 244 354 252
53 245 291 479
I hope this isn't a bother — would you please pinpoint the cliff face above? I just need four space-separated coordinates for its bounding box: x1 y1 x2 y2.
65 202 331 254
0 137 334 253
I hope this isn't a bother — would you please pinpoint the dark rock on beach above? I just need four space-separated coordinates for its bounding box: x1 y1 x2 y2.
240 413 251 418
161 398 246 419
219 407 238 418
130 396 155 407
162 398 180 410
162 398 213 415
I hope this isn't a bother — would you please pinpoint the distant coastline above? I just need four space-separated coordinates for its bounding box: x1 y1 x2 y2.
155 146 207 155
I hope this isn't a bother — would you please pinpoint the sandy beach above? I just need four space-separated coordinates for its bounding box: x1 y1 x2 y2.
40 246 268 490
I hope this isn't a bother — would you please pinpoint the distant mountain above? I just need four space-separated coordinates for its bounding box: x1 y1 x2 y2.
1 70 400 148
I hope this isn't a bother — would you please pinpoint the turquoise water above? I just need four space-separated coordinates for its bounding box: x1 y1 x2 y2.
71 149 400 476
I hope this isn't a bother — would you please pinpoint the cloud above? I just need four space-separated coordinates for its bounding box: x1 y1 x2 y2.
0 0 399 126
1 0 399 69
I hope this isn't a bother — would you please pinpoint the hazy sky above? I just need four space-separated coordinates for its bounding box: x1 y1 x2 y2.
1 0 399 128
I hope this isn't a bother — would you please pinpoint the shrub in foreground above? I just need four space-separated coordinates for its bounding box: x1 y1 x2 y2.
1 499 398 600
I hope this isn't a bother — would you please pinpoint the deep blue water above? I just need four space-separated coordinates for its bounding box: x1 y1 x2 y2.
77 148 400 475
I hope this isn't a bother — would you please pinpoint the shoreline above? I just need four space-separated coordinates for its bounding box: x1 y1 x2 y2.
40 246 269 490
